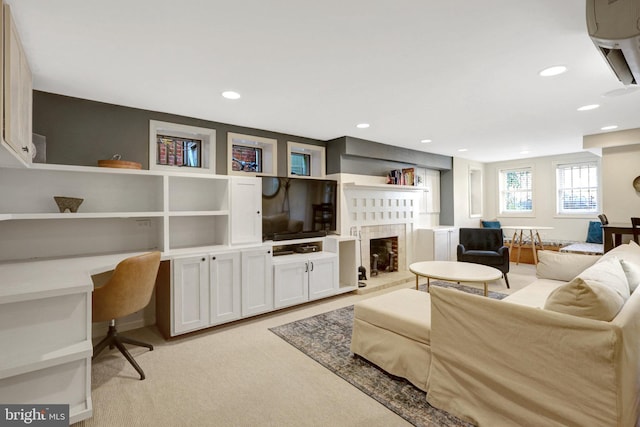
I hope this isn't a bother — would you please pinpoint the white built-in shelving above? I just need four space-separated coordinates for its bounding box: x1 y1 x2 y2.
0 163 241 261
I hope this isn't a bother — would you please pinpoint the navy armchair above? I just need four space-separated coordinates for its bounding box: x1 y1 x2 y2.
457 228 510 288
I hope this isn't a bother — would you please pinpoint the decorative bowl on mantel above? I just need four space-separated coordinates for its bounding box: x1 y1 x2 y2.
54 196 84 213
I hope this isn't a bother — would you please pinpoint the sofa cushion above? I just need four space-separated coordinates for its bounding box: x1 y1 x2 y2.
503 278 566 308
599 241 640 267
481 220 501 229
577 256 630 300
459 250 506 267
620 260 640 293
536 250 599 282
586 221 603 244
353 289 431 344
544 277 625 321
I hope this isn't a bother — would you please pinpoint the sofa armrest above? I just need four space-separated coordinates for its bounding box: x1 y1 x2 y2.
427 286 622 426
497 245 509 259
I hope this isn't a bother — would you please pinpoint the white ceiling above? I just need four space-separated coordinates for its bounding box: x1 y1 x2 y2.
8 0 640 162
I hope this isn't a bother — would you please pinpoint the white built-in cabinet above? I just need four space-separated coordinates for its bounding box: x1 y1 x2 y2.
170 250 242 335
241 246 274 316
414 227 459 261
209 251 241 325
230 176 263 245
172 254 209 334
273 252 338 309
2 2 33 165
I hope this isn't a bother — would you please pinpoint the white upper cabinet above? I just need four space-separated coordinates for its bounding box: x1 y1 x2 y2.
3 3 33 164
230 176 262 245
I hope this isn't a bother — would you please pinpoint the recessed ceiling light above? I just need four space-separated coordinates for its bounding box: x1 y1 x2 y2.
458 148 468 152
577 104 600 111
601 125 618 131
539 65 567 77
420 139 432 143
520 150 530 155
221 91 241 100
356 123 370 129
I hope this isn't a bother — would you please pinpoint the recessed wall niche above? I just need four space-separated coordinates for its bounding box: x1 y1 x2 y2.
227 132 277 176
287 141 325 178
149 120 216 174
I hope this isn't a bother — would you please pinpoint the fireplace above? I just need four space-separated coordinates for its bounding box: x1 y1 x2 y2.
369 236 398 276
357 223 407 278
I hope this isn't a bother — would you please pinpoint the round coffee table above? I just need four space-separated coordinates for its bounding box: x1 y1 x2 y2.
409 261 503 296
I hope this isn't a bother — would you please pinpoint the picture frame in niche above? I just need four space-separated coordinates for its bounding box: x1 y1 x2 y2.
149 120 216 174
227 132 277 176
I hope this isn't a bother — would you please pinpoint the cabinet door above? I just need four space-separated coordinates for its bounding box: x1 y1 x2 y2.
231 177 262 245
308 254 338 300
173 255 209 334
433 229 450 261
3 4 32 163
209 251 241 325
241 247 273 316
273 259 308 308
448 228 459 261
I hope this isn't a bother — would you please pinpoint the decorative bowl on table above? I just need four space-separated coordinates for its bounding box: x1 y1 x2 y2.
54 196 84 213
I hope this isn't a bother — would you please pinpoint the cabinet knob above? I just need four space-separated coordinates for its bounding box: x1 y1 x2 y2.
267 250 271 254
257 210 261 214
201 257 206 262
211 256 216 260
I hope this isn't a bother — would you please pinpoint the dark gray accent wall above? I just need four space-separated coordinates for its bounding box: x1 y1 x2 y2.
439 169 454 225
33 91 324 174
326 136 455 225
326 136 452 174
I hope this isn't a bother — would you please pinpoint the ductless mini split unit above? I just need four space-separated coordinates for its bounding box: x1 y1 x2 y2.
586 0 640 85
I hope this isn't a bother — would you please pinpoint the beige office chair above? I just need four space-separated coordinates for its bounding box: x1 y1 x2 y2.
92 251 161 380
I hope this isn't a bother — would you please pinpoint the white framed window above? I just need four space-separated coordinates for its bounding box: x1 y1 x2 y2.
499 167 533 215
287 141 325 178
149 120 216 174
556 161 599 215
227 133 277 176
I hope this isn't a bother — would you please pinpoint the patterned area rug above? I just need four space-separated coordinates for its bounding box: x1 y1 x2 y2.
269 281 507 427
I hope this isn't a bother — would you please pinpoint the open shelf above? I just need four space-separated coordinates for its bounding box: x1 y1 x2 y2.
168 216 229 250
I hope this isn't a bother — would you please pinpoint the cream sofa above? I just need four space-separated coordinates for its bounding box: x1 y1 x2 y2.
427 243 640 427
351 242 640 426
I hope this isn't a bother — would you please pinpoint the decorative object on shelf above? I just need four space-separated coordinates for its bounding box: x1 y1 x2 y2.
98 154 142 169
54 196 84 213
633 176 640 192
387 168 415 185
402 168 415 186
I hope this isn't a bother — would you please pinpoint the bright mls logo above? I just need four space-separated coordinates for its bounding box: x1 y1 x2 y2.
0 405 68 426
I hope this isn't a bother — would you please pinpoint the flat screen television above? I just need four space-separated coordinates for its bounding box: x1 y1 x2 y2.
261 177 337 241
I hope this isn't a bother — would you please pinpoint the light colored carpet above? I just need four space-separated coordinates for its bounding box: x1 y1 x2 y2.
75 263 536 427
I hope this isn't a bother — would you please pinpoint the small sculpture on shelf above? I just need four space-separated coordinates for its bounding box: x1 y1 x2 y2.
54 196 84 213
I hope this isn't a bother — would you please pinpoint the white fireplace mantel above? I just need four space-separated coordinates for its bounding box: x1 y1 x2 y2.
342 182 428 192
